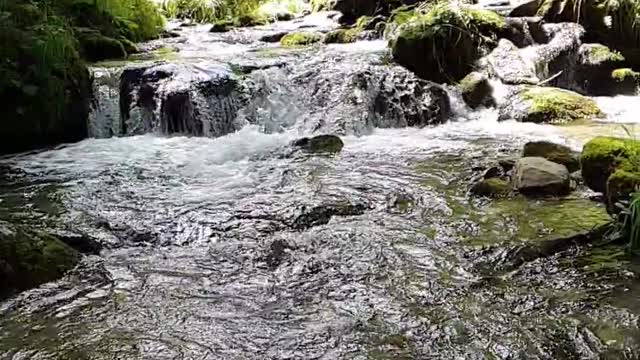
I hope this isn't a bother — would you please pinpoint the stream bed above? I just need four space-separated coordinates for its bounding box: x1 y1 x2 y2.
1 12 640 359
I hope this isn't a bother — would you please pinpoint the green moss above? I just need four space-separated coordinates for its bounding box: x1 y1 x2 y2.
581 136 640 193
584 44 625 64
612 68 640 82
76 29 127 61
324 28 360 44
390 3 506 83
519 87 602 124
470 178 511 198
280 31 323 47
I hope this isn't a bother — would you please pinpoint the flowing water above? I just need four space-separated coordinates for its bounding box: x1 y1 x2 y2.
2 13 640 360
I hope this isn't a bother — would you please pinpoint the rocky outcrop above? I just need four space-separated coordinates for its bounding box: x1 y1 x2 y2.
119 62 248 137
523 141 580 172
391 4 506 84
512 157 572 196
498 86 602 124
459 72 496 109
0 222 80 299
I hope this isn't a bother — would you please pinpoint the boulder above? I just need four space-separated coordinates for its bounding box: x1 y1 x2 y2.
482 39 539 85
498 86 602 124
293 134 344 154
76 28 127 61
501 17 547 47
390 4 506 84
508 0 542 17
324 28 360 44
280 32 323 47
470 178 512 198
315 0 419 24
512 157 572 196
581 137 640 195
260 31 289 42
458 72 495 109
610 68 640 95
0 222 80 299
210 20 233 33
575 44 627 95
523 141 580 172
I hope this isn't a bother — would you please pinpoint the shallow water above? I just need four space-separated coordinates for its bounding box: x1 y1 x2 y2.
2 14 640 360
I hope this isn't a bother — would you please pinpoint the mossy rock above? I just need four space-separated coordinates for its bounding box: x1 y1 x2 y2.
236 13 269 27
280 32 323 47
523 141 580 172
516 87 602 124
324 28 360 44
581 43 625 65
610 68 639 95
293 134 344 154
458 72 495 109
118 37 139 55
390 3 506 84
76 29 127 61
576 44 629 95
210 20 233 33
470 178 512 198
0 222 80 299
581 136 640 193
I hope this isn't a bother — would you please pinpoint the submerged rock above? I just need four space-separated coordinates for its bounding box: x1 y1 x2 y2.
0 222 80 299
293 134 344 154
581 137 640 207
458 72 495 109
470 178 512 198
292 202 367 230
499 86 602 124
523 141 580 172
390 4 506 83
512 157 572 196
280 32 323 47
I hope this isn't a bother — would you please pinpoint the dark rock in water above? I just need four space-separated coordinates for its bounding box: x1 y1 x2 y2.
276 12 295 21
508 0 542 17
118 62 248 137
49 229 103 255
210 21 233 33
498 86 602 124
293 134 344 154
260 31 289 43
326 0 419 24
512 157 572 196
502 17 547 47
292 202 367 230
574 44 628 95
160 30 181 38
470 178 512 198
523 141 580 172
483 166 505 179
265 239 291 268
458 72 495 109
499 159 517 173
0 222 80 300
75 28 127 62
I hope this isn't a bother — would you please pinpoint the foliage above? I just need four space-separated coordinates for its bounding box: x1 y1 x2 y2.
162 0 266 24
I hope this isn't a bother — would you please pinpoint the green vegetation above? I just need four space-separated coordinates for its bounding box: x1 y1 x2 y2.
518 87 602 124
581 136 640 193
583 43 625 64
162 0 268 25
612 68 640 82
280 31 322 47
324 28 360 43
390 3 506 83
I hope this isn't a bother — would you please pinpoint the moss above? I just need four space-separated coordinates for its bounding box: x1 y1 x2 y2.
324 28 360 43
523 141 580 172
294 134 344 154
236 12 269 27
0 223 80 299
584 44 625 64
581 136 640 193
612 68 640 82
76 29 127 61
280 31 323 47
519 87 602 124
470 178 511 198
390 3 506 83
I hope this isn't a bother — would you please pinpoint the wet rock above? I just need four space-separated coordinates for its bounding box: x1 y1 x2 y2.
292 202 367 230
498 86 602 124
160 30 181 38
581 136 640 207
119 62 248 137
575 44 627 95
76 28 127 62
609 68 640 95
49 229 102 255
512 157 572 196
321 0 418 24
508 0 541 17
470 178 512 198
501 17 547 47
265 239 291 268
391 4 506 84
458 72 495 109
483 166 505 179
532 22 585 89
275 12 295 21
210 20 233 33
260 31 289 43
324 28 361 44
0 222 80 299
386 191 416 213
499 159 517 173
523 141 580 172
280 32 323 47
482 39 539 85
293 134 344 154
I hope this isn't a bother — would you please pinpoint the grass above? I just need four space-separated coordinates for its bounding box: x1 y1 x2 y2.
162 0 266 24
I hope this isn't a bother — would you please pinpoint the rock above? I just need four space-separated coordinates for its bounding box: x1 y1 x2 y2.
280 31 323 47
581 137 640 208
390 4 506 84
293 134 344 154
512 157 572 196
210 20 233 33
484 166 505 179
324 28 360 44
458 72 495 109
523 141 580 172
499 159 517 173
575 44 627 95
260 31 289 42
610 68 640 95
236 14 269 27
292 202 367 230
76 28 127 61
530 23 585 89
276 12 295 21
499 86 602 124
0 222 80 299
319 0 418 24
501 17 547 47
508 0 541 17
160 30 181 38
470 178 512 198
482 39 539 85
49 229 103 255
356 15 386 31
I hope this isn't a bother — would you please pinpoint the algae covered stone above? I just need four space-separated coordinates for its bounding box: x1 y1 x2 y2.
470 178 512 198
458 72 495 109
523 141 580 172
512 157 571 196
0 222 80 299
610 68 639 95
293 134 344 154
390 3 506 83
502 86 602 124
581 136 640 193
280 32 323 47
324 28 360 44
